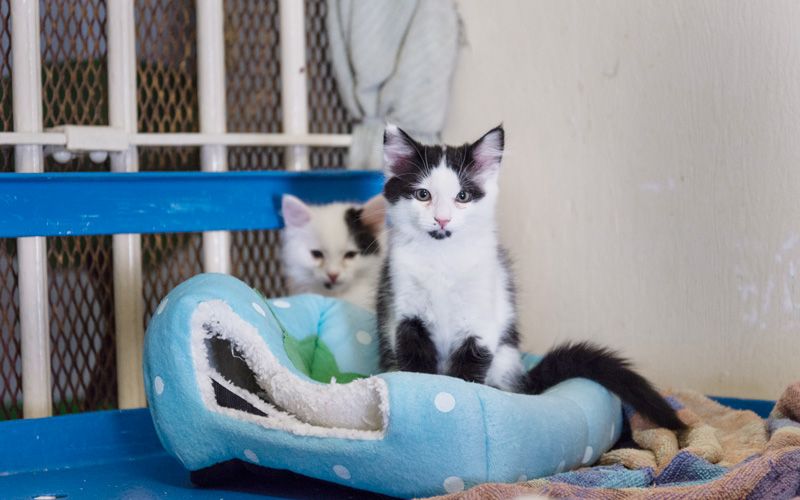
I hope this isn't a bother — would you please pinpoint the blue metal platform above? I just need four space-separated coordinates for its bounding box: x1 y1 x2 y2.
0 409 394 499
0 398 773 500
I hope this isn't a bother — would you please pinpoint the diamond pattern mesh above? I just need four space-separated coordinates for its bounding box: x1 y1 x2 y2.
1 0 21 420
225 0 283 171
306 0 352 169
135 0 204 322
0 240 21 420
141 233 203 320
40 1 108 129
39 0 117 415
135 0 200 172
48 236 117 414
224 0 285 296
0 0 12 172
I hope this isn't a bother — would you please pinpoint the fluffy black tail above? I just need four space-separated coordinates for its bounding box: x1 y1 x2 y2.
523 341 685 430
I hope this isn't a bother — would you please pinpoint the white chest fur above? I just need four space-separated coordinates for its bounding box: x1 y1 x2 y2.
388 234 514 370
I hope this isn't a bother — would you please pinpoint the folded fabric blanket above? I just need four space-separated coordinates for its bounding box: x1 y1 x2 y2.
431 382 800 499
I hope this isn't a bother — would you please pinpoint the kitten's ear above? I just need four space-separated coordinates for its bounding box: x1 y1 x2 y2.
383 124 418 176
360 194 386 235
471 125 505 175
281 194 312 227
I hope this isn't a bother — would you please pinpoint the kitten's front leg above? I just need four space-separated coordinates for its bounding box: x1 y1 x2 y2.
395 317 438 373
447 336 494 384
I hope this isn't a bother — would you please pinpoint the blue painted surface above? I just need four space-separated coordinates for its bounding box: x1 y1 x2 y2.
0 409 391 499
0 170 384 237
0 408 161 475
710 396 775 419
0 396 777 499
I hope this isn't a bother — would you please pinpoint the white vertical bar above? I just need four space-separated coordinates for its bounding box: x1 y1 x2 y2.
279 0 309 171
12 0 52 418
107 0 146 409
196 0 231 274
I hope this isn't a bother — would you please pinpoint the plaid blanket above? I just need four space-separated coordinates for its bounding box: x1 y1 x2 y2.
429 382 800 499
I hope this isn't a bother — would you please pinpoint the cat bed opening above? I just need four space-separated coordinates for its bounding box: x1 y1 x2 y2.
193 299 388 437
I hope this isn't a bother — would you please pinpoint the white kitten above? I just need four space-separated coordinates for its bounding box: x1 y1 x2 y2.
280 194 385 310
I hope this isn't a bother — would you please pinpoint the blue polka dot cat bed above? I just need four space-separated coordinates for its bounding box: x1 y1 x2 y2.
143 273 623 498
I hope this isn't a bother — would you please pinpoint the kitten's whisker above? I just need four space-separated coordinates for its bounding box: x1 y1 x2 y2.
362 226 390 255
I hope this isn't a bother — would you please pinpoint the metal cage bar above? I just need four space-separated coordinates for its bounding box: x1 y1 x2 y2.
107 0 146 409
197 0 231 275
279 0 310 171
11 0 52 419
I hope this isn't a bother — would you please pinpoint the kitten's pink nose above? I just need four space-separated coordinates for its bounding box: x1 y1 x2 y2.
327 272 339 284
434 217 450 229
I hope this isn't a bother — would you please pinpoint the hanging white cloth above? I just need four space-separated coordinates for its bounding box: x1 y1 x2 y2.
326 0 460 169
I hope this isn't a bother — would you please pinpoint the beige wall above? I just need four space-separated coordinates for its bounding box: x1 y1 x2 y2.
444 0 800 399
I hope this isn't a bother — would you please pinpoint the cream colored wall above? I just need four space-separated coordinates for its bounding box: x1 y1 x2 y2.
444 0 800 399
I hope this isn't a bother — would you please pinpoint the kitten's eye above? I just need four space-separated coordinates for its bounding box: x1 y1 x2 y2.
344 251 358 259
310 250 323 259
456 191 473 203
413 189 431 202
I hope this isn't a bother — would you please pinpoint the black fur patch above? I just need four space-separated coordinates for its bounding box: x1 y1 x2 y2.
344 207 379 255
376 259 395 371
523 341 685 430
382 129 489 204
447 336 493 384
500 324 520 346
383 141 443 203
395 317 438 373
444 144 486 201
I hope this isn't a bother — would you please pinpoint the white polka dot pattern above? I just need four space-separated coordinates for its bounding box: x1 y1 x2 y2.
443 476 464 493
154 376 164 395
244 449 259 463
156 298 168 315
252 302 266 316
333 464 351 480
434 392 456 413
582 446 594 464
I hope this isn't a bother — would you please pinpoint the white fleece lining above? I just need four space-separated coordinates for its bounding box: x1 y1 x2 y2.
191 300 389 440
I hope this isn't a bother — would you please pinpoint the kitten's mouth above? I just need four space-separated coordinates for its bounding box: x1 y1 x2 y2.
323 281 339 290
428 230 452 240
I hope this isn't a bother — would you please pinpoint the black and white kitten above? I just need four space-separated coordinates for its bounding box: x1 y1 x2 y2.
376 124 683 430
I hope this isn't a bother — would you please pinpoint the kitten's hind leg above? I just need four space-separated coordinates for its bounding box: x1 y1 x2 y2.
447 336 493 384
395 317 438 373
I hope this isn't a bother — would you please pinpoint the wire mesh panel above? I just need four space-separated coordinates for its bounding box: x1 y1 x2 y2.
224 0 286 296
48 236 117 414
40 2 108 128
136 0 200 172
141 233 203 320
0 240 21 420
39 0 118 415
230 230 286 297
224 0 283 171
0 1 18 421
0 0 12 173
135 0 204 322
305 0 352 169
